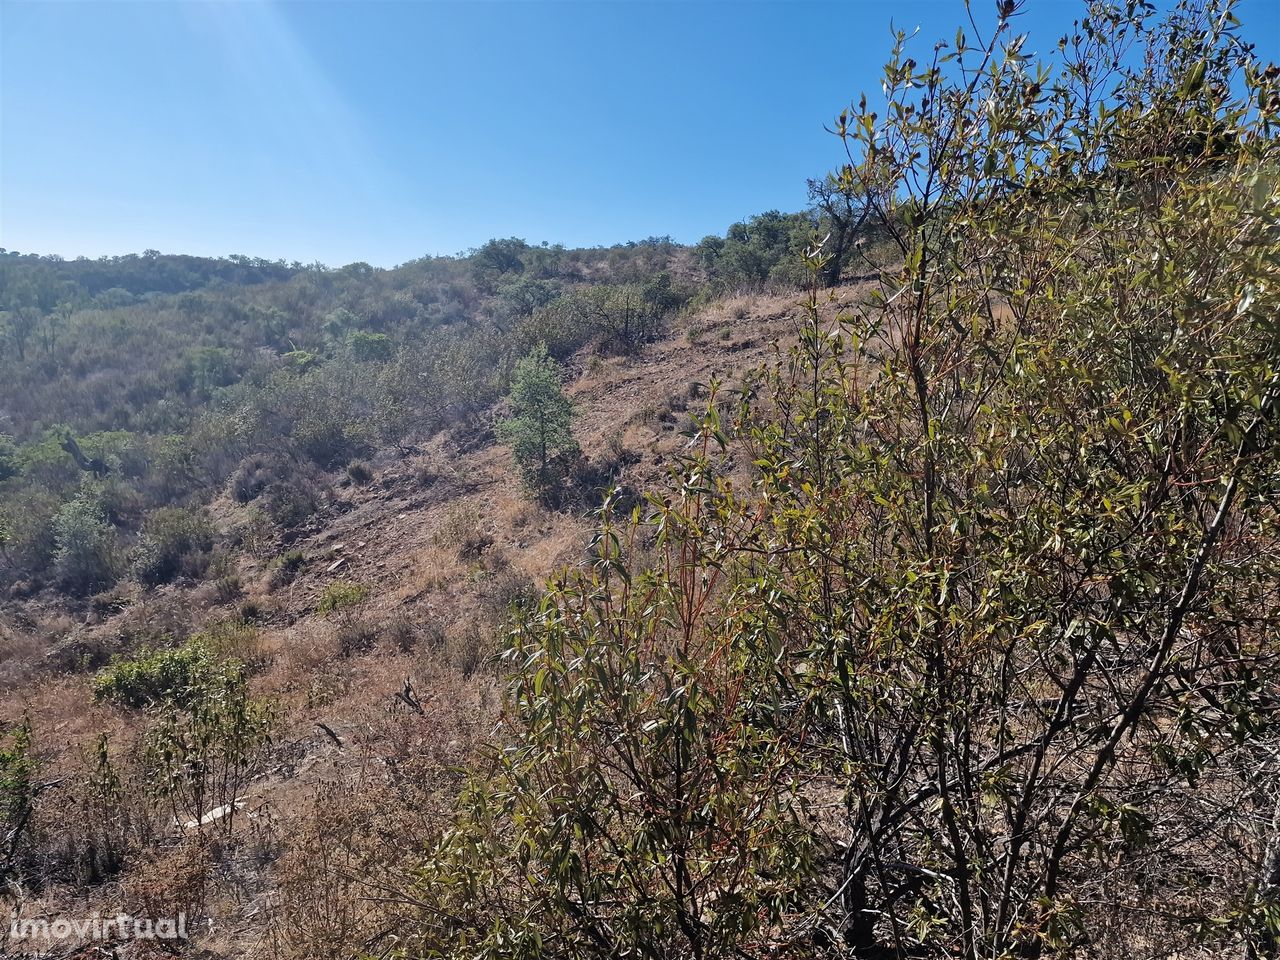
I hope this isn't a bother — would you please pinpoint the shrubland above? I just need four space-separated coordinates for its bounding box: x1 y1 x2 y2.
0 219 851 597
400 1 1280 956
0 1 1277 958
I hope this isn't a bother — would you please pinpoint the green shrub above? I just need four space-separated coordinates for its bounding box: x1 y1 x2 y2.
197 620 265 668
694 209 812 289
214 573 242 603
346 460 373 485
0 719 35 836
518 282 670 358
52 495 121 595
17 430 82 493
232 454 328 525
348 331 393 362
143 666 273 833
292 418 354 468
0 435 19 482
283 349 319 371
230 454 272 503
315 580 369 615
185 346 237 395
263 479 321 530
0 487 60 579
278 549 306 573
131 506 215 585
93 642 219 708
497 344 578 495
267 549 306 590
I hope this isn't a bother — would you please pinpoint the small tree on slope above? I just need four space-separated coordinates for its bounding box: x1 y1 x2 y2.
499 343 579 496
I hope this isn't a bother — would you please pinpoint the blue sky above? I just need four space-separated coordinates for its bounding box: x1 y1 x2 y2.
2 1 1277 268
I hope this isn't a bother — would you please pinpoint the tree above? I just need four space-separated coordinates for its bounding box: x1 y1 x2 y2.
694 210 813 289
807 171 871 286
185 346 236 396
473 237 529 291
498 344 578 495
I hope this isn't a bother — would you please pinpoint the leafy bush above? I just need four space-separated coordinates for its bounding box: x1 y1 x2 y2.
214 572 242 603
267 549 307 591
694 209 812 289
230 454 274 503
282 349 319 371
0 486 60 579
0 719 35 840
403 5 1280 957
519 279 675 358
278 549 306 573
348 331 393 362
197 620 265 669
0 435 19 481
315 580 369 616
93 642 219 708
231 454 327 530
143 665 273 832
409 488 813 955
184 346 237 396
131 506 215 585
52 495 121 594
17 430 82 493
264 480 322 530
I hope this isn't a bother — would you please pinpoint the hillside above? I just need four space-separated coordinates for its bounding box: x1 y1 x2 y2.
2 2 1280 958
0 269 860 956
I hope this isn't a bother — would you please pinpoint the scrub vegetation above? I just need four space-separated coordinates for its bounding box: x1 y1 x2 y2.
1 2 1278 958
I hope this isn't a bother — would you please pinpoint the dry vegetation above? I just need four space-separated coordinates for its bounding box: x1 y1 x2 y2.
0 286 822 958
2 2 1279 958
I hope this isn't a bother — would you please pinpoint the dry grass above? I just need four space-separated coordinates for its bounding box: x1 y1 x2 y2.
398 543 462 597
0 622 47 692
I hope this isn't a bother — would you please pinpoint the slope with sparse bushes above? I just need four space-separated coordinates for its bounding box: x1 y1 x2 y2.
2 1 1279 958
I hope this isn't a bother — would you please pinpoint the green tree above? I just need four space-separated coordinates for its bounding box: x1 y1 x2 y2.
498 344 578 494
695 209 812 288
807 172 871 286
185 346 236 396
473 237 529 291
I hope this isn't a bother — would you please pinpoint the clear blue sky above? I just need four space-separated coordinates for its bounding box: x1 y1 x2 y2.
2 0 1277 268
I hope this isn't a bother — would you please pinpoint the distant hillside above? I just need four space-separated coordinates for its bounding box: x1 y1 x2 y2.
0 215 893 604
